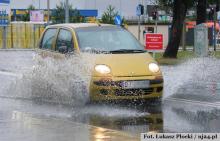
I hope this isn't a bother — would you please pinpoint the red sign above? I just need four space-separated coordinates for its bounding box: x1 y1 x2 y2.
145 33 163 50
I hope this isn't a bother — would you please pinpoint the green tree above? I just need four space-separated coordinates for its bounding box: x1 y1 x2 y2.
163 0 194 58
160 0 220 58
101 5 119 24
22 5 35 21
52 2 84 24
157 0 173 14
197 0 207 25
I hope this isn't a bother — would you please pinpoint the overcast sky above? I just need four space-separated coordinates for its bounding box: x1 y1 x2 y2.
10 0 154 17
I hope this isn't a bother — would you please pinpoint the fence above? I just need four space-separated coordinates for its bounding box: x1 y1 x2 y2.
0 22 46 49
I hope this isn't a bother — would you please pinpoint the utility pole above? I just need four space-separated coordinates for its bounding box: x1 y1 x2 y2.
47 0 50 25
39 0 40 9
94 0 97 9
119 0 122 16
65 0 70 23
210 4 217 51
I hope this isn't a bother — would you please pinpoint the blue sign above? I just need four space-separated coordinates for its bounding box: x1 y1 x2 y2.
0 0 10 26
78 10 98 17
114 15 122 26
136 5 141 16
0 0 10 4
0 10 9 26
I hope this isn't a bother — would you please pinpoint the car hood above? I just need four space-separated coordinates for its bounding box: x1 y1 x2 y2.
91 53 160 77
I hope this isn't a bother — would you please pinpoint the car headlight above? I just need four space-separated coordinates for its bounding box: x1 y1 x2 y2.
95 65 111 74
149 63 160 73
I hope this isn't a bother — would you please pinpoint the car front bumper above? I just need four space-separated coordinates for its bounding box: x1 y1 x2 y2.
90 75 163 101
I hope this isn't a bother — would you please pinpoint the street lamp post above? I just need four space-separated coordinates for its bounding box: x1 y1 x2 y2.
119 0 122 16
39 0 40 9
47 0 50 25
65 0 69 23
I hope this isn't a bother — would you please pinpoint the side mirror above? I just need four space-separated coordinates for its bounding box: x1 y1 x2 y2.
58 45 68 53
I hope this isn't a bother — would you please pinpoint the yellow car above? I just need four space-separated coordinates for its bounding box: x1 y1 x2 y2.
38 23 163 102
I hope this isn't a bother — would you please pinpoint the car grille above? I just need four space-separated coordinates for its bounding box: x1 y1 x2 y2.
115 88 154 96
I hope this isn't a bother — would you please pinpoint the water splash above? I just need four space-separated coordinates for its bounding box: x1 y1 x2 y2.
162 57 220 99
7 53 96 106
3 50 220 104
76 105 149 118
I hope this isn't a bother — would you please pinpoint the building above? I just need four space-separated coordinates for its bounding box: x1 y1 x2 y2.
11 0 154 18
11 9 98 22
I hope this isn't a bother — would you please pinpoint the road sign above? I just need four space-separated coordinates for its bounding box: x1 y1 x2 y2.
145 33 163 51
136 5 141 16
0 0 10 26
0 0 10 4
114 15 122 26
136 4 144 16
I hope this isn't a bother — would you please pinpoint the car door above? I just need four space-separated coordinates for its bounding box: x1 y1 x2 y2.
55 28 74 54
38 27 60 58
40 28 57 49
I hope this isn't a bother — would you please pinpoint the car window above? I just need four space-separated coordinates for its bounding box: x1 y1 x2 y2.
76 27 144 52
56 29 73 53
41 28 57 50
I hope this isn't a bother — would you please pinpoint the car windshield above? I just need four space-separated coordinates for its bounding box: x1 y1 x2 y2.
75 26 145 53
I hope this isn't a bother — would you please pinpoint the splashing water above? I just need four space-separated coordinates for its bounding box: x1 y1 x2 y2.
7 53 96 106
3 50 220 105
162 57 220 99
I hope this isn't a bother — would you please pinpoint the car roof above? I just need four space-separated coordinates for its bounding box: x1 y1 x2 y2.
47 23 115 29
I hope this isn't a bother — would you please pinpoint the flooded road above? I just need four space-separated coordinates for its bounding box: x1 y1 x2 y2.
0 50 220 140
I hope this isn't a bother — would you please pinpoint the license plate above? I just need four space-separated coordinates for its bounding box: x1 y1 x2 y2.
121 80 150 89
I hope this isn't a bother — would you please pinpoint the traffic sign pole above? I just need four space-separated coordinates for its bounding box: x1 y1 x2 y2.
0 0 10 49
153 8 158 58
3 26 6 49
155 8 158 33
153 27 157 57
153 51 156 58
136 4 143 41
138 15 141 41
65 0 69 23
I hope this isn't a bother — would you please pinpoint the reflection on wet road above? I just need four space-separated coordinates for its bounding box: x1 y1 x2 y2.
0 99 139 141
0 50 220 140
0 98 163 141
164 98 220 133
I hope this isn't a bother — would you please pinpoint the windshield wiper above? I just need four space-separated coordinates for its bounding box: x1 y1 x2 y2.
110 49 146 54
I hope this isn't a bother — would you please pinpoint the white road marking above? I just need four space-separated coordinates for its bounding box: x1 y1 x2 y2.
0 70 22 78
